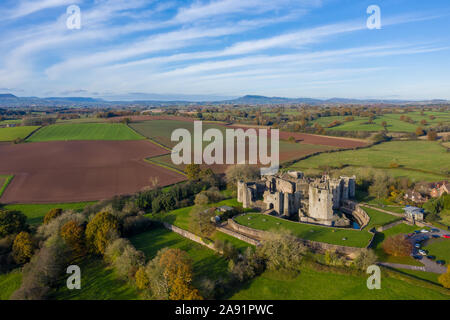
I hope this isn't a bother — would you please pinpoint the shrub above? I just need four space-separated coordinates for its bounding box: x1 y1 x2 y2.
43 208 63 225
382 234 413 257
85 211 120 255
105 239 144 279
122 215 152 237
438 266 450 289
352 249 377 270
0 210 28 237
229 247 264 282
135 266 150 290
60 220 85 257
12 232 34 264
189 206 216 238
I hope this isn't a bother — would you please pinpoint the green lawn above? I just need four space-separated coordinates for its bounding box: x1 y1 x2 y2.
371 223 423 266
2 202 96 225
424 238 450 264
52 258 140 300
363 206 402 229
234 213 373 248
289 141 450 182
230 268 449 300
394 268 442 286
0 270 22 300
130 227 229 283
0 126 39 141
0 119 22 125
0 175 13 198
27 123 144 142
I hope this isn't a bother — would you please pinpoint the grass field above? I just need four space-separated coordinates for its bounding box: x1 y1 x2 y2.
424 238 450 264
309 111 450 133
362 206 402 229
1 202 96 225
0 119 22 125
371 223 422 266
234 213 373 248
130 227 229 284
289 141 450 182
0 175 13 198
0 270 22 300
229 268 449 300
52 258 140 300
0 126 39 141
27 123 144 142
394 268 442 286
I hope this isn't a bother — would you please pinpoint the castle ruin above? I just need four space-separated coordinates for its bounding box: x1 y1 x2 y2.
237 171 356 227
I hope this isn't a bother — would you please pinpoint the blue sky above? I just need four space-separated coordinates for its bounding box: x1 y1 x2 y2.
0 0 449 100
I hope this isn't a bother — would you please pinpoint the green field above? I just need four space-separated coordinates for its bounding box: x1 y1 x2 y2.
27 123 144 142
424 238 450 264
52 258 140 300
230 268 449 300
2 202 96 225
371 223 422 265
0 270 22 300
309 111 450 133
234 213 373 248
0 119 22 125
363 206 402 229
131 227 229 284
395 268 442 286
0 126 39 141
289 141 450 182
0 175 13 198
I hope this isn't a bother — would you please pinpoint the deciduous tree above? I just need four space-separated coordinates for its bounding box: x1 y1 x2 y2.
12 231 34 264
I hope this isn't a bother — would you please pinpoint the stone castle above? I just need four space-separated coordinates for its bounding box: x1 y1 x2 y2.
237 171 356 227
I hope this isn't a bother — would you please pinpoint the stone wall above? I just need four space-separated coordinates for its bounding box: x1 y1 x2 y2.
376 219 405 232
216 226 260 246
162 222 217 251
227 218 366 257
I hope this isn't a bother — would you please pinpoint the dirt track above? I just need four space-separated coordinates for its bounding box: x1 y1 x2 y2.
0 140 185 204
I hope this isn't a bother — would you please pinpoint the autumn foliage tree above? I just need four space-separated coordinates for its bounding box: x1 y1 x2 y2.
427 130 438 141
382 234 413 257
60 220 85 257
438 266 450 289
85 211 120 255
43 208 63 225
415 127 425 136
12 231 34 264
159 248 202 300
185 164 202 180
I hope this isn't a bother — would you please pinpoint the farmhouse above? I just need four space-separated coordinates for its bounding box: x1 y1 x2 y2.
403 206 425 223
430 181 449 198
237 171 356 226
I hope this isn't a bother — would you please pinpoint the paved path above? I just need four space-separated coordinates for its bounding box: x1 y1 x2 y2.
378 262 426 272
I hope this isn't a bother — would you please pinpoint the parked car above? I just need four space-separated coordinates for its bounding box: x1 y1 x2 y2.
431 228 440 233
418 249 428 256
413 255 423 260
414 243 421 248
414 230 421 234
432 234 440 239
427 255 436 260
420 229 430 233
436 260 446 265
443 235 450 239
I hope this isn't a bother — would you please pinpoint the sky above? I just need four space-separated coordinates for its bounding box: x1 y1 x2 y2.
0 0 449 101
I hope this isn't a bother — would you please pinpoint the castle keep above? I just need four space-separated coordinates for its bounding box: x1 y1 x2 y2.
237 171 356 226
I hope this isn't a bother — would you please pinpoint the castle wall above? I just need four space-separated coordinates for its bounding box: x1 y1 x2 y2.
308 186 334 221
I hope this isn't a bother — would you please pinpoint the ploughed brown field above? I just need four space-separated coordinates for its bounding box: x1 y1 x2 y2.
0 141 185 204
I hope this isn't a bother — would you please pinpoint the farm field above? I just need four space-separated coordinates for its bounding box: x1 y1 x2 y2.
0 270 22 300
0 119 22 125
0 126 39 141
309 111 450 133
229 268 449 300
130 227 229 284
27 123 144 142
0 175 13 198
289 140 450 182
0 140 184 203
234 213 373 247
1 202 95 225
424 239 450 264
52 259 140 300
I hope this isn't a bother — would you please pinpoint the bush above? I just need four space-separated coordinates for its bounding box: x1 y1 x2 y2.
229 247 264 282
0 210 28 238
85 211 120 255
382 234 413 257
43 208 63 225
104 238 144 279
60 220 85 257
122 215 152 237
438 266 450 289
12 232 34 264
352 249 377 270
189 206 216 238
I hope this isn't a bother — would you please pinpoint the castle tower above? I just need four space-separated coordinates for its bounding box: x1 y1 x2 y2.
308 185 334 221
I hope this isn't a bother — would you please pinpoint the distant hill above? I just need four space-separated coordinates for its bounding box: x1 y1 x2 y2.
0 93 448 107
